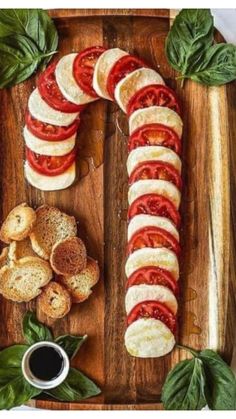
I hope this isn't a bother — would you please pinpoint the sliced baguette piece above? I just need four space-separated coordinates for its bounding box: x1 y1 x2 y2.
37 281 72 319
0 203 36 244
0 256 52 302
9 237 37 263
50 237 87 276
58 257 99 303
30 205 77 260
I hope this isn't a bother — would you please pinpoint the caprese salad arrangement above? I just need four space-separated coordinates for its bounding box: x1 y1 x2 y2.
24 45 183 357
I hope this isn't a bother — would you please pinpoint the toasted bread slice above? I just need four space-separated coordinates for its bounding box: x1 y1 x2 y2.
30 205 77 260
37 281 72 319
59 257 99 303
0 256 52 302
0 247 9 271
9 237 37 264
50 237 87 276
0 203 36 244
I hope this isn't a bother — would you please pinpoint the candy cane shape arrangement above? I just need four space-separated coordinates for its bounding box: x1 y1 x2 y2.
24 47 183 358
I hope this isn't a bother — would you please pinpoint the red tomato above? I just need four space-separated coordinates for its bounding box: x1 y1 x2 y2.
37 61 85 113
127 226 180 256
129 160 182 189
26 147 76 176
128 193 181 227
128 123 181 155
25 111 79 142
107 55 148 99
127 300 177 333
73 46 106 98
127 84 181 116
126 266 179 296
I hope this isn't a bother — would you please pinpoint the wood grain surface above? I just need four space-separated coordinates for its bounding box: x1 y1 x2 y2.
0 9 235 410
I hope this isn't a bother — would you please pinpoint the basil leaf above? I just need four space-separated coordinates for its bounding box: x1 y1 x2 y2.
165 9 214 76
0 34 48 88
0 345 29 368
23 311 53 344
199 349 236 410
0 9 58 57
0 9 58 88
189 43 236 85
55 334 87 359
45 368 101 401
161 358 207 410
0 368 41 410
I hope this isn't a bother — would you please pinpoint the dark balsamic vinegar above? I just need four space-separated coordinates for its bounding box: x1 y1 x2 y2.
29 347 63 381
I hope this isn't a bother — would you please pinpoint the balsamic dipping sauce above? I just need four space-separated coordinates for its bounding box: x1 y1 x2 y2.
29 346 64 381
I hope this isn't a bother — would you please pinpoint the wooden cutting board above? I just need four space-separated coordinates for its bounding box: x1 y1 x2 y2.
0 9 236 410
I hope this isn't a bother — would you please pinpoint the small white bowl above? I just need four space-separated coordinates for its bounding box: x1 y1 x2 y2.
21 341 70 390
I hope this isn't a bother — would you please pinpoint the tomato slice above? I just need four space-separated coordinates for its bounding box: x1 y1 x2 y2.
129 160 182 189
107 55 148 99
126 266 179 296
37 61 85 113
128 123 181 155
127 84 181 116
127 300 177 333
26 146 76 176
128 193 181 227
73 46 106 98
127 226 180 256
25 111 79 142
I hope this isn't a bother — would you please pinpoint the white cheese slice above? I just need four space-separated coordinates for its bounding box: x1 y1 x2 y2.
125 318 175 358
129 106 183 138
128 179 181 209
125 284 178 315
115 68 165 113
93 48 128 100
127 214 179 241
28 89 79 127
55 53 95 105
24 161 76 191
23 126 76 156
127 145 182 176
125 247 179 280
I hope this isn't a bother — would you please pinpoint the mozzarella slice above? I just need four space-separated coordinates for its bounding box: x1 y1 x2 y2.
126 284 178 315
125 318 175 358
127 146 182 176
28 89 79 127
115 68 165 113
128 214 179 241
23 126 76 156
93 48 128 100
55 53 95 105
128 179 181 209
125 247 179 280
129 106 183 138
24 161 76 191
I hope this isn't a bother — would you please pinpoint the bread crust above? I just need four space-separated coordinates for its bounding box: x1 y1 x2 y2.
30 205 77 260
0 247 9 271
58 257 99 303
50 237 87 276
0 203 36 244
9 238 37 265
37 281 72 319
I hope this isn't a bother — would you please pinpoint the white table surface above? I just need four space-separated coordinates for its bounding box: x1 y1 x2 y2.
13 8 236 411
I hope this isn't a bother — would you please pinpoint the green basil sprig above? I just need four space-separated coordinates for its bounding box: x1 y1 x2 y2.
165 9 236 86
162 345 236 410
0 9 58 88
0 312 101 410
